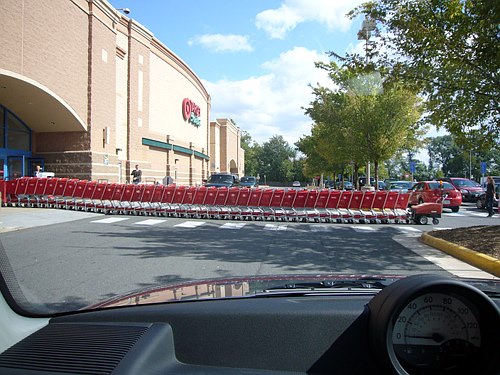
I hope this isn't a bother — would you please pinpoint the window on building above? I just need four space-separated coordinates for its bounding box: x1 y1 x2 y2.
6 110 30 151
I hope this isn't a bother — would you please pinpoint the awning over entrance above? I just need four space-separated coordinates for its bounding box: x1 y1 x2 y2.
0 69 87 133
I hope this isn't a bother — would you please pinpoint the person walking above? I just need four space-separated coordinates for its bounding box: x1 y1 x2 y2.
485 176 495 217
131 164 142 184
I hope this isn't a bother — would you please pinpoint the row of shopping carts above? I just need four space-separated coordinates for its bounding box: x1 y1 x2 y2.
1 177 412 223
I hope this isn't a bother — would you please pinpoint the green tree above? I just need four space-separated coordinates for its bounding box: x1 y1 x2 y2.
427 135 469 176
240 130 260 176
295 134 331 177
426 135 500 179
258 135 296 183
304 62 423 188
352 0 500 148
290 157 306 182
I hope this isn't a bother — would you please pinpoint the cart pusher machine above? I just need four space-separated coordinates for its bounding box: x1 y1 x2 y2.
2 177 439 225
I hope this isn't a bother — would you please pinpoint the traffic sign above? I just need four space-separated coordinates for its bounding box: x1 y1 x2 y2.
480 162 487 174
409 162 416 174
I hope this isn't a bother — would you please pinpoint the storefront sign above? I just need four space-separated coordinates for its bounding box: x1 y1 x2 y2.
182 98 201 127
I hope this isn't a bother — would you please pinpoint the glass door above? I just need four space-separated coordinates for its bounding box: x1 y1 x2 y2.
7 156 25 180
28 158 45 177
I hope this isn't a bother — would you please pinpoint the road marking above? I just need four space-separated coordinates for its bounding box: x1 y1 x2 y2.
174 221 206 228
264 224 288 231
221 222 247 229
350 225 377 232
469 212 488 217
90 217 130 224
395 226 421 233
309 224 331 232
134 219 166 226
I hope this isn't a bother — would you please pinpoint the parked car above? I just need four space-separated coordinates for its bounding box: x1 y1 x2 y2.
239 176 258 188
409 181 462 212
204 173 239 188
358 176 375 187
440 177 484 202
292 181 301 187
336 180 354 190
476 183 500 209
481 176 500 190
385 180 415 192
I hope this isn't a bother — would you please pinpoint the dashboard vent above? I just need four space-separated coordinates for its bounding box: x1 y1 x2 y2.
0 323 147 374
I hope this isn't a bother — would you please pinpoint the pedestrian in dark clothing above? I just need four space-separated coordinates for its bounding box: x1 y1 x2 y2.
131 164 142 184
485 176 495 217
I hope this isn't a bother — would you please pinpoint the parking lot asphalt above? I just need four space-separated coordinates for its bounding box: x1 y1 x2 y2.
0 206 100 233
1 204 498 279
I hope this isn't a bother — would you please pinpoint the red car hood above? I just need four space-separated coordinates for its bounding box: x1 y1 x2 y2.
84 274 500 310
84 274 402 310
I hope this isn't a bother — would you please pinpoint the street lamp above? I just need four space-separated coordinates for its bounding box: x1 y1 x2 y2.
116 8 130 14
358 17 376 190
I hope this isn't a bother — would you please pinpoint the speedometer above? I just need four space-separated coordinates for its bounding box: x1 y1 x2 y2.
368 274 500 375
391 292 481 370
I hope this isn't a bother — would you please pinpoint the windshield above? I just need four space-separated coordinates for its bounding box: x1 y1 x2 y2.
208 175 233 184
429 182 455 190
240 177 256 183
0 0 498 317
453 179 480 188
388 181 413 189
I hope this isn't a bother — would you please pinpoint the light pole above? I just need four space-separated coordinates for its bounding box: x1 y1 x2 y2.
357 17 376 189
469 149 472 179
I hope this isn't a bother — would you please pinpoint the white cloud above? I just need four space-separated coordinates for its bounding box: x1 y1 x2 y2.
188 34 253 52
204 46 335 146
255 0 365 39
346 40 367 56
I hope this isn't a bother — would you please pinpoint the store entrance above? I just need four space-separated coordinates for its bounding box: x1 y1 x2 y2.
0 104 38 180
6 156 24 179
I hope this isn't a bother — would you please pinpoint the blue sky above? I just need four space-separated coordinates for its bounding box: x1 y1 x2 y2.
108 0 369 146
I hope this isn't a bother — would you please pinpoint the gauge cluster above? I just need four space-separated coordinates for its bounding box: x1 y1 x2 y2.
368 274 499 375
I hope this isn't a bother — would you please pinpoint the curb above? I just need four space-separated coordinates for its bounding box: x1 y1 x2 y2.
421 232 500 277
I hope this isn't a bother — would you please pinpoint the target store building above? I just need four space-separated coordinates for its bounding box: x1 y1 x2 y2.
0 0 244 185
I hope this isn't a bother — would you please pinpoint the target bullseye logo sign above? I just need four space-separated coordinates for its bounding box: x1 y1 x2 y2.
182 98 201 127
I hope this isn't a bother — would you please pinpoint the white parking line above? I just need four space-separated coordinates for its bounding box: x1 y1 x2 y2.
221 222 247 229
395 226 422 233
309 224 331 232
134 219 166 226
264 224 288 231
174 221 206 228
90 217 130 224
350 225 377 232
469 212 488 217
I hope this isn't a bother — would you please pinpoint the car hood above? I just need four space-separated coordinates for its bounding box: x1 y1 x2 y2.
459 186 484 192
204 182 232 187
83 274 500 310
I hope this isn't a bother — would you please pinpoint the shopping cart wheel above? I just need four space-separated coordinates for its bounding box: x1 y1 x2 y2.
416 215 428 225
432 218 439 225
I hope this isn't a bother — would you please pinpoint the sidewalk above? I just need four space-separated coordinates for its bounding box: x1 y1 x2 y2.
0 206 100 233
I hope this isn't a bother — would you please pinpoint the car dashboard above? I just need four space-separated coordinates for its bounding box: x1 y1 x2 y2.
0 274 498 375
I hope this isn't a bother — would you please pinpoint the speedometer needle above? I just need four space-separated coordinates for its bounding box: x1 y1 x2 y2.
405 333 445 343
